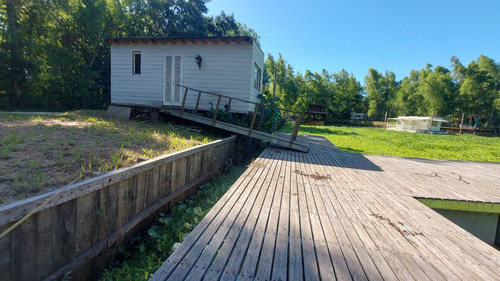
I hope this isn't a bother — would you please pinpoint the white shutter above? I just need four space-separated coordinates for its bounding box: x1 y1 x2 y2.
165 56 173 104
174 56 182 104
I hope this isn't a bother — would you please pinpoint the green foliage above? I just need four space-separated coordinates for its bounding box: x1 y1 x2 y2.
99 163 247 280
206 94 283 134
0 0 259 111
261 52 499 128
280 124 500 162
365 68 398 120
0 131 24 159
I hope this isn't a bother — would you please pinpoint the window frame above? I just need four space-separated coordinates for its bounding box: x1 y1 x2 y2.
253 63 261 92
133 51 141 75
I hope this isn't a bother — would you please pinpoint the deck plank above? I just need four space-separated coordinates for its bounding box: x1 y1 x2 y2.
237 149 288 280
287 151 304 281
203 151 279 280
150 134 500 281
271 149 292 281
254 148 287 281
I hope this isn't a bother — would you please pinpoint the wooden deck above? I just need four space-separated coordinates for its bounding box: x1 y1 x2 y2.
151 134 500 281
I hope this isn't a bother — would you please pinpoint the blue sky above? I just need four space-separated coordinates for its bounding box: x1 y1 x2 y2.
206 0 499 83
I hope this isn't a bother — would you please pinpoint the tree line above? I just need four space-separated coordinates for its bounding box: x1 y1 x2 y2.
263 54 500 127
0 0 256 110
1 1 499 127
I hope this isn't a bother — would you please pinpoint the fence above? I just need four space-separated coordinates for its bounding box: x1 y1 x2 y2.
0 136 236 281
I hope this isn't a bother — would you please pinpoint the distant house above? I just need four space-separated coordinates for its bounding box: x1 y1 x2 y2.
106 36 264 113
351 112 366 121
386 116 448 133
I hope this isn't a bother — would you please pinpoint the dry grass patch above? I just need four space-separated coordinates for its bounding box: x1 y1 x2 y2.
0 110 215 204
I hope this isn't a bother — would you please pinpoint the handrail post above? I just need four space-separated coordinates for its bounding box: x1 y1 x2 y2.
290 113 303 143
212 95 222 126
248 103 259 136
194 91 202 114
227 98 232 112
180 87 188 117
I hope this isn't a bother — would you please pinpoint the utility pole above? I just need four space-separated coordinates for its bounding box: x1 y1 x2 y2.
272 69 277 105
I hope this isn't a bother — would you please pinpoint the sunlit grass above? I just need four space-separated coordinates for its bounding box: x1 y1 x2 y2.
0 110 216 202
280 124 500 162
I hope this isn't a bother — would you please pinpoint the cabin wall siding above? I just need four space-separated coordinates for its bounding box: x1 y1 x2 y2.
111 41 263 112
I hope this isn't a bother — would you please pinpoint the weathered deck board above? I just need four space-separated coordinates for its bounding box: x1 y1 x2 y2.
151 134 500 281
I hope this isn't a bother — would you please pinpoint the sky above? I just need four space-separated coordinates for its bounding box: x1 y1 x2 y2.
206 0 499 83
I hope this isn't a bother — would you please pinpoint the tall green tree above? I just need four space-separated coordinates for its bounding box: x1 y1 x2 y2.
418 64 455 116
477 55 500 126
394 70 423 116
365 68 397 120
331 69 362 119
452 56 497 126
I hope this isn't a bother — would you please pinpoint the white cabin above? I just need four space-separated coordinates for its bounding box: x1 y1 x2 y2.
386 116 448 133
107 36 264 113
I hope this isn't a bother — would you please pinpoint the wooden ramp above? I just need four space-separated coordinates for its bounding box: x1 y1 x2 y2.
169 110 309 152
163 85 309 153
151 134 500 281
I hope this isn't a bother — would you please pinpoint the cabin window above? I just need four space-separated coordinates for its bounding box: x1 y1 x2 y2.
133 51 141 75
253 63 261 91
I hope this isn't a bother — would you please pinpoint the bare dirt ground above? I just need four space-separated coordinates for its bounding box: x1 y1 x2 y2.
0 111 213 204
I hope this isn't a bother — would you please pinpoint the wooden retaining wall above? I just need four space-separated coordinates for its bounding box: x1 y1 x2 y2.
0 136 236 281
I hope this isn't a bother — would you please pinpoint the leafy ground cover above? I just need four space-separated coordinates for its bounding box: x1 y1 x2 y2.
99 159 251 280
280 124 500 162
0 111 214 204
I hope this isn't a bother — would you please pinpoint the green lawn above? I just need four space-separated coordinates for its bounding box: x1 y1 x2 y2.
280 124 500 162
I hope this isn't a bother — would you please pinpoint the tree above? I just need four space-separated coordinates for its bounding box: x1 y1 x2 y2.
477 55 500 126
365 68 397 120
3 0 26 107
394 70 423 116
452 56 497 126
264 53 300 111
331 69 362 119
0 0 261 110
418 64 455 116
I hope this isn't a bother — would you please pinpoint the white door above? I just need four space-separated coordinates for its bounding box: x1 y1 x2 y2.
164 55 183 106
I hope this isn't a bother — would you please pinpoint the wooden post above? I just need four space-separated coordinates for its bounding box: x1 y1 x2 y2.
384 111 388 128
180 87 188 117
272 69 277 105
460 113 464 135
227 98 233 119
428 111 435 133
291 113 303 143
194 91 201 114
248 103 259 135
212 95 222 126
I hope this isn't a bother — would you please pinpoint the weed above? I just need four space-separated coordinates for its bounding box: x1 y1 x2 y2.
30 172 46 192
28 159 40 169
141 148 154 159
0 146 11 159
14 172 28 190
1 132 24 157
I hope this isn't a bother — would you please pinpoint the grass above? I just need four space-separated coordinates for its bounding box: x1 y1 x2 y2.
0 110 216 203
280 124 500 162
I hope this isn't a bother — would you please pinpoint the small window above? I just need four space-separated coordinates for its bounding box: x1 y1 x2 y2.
253 63 261 91
133 51 141 75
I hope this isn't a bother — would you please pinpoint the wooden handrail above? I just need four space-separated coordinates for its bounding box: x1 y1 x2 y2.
176 84 305 115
